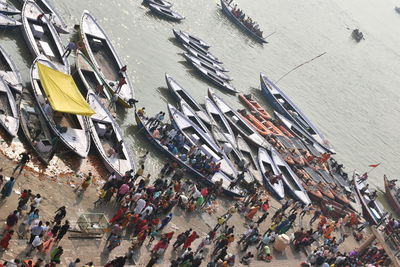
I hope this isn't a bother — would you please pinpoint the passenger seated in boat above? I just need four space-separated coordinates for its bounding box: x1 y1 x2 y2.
269 173 283 185
114 139 123 154
43 101 53 119
360 184 369 195
152 128 160 139
104 125 114 140
119 65 127 77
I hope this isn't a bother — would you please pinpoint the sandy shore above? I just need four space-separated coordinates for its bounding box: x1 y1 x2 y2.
0 130 372 266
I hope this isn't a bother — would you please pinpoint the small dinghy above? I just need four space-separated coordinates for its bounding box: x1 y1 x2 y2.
270 147 310 205
0 45 23 93
75 50 112 102
30 56 93 158
209 88 266 147
204 95 236 145
0 77 18 136
86 92 135 177
21 0 69 73
0 0 20 15
236 135 262 184
148 3 184 21
80 10 135 108
165 73 211 124
173 29 210 49
352 29 364 42
191 62 236 93
260 73 334 153
19 87 56 164
184 53 231 81
168 104 237 179
143 0 172 9
0 12 21 27
183 44 226 72
258 147 285 200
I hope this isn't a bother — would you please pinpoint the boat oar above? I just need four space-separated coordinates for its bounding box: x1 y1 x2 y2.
264 31 276 39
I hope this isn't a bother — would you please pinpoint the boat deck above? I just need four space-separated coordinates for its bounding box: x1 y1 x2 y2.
28 19 63 64
87 35 120 82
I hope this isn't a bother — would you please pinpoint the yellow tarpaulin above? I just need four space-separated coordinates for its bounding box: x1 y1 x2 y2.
38 63 95 116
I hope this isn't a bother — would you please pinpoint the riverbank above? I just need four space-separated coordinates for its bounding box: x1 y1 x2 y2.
0 133 376 266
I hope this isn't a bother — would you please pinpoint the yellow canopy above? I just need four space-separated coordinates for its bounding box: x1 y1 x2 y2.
38 63 95 116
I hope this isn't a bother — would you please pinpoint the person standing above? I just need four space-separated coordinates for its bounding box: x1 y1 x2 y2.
50 246 64 264
13 153 30 175
56 220 70 242
115 77 126 94
29 221 44 244
0 230 14 251
26 234 43 256
1 177 15 199
68 258 81 267
77 173 93 194
5 210 19 230
53 206 67 224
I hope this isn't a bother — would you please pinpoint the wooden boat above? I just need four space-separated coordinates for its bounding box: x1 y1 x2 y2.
148 3 184 21
236 135 262 184
0 12 22 27
30 56 90 158
239 109 283 136
180 99 212 140
301 167 335 200
183 44 226 72
173 29 210 49
220 0 267 44
178 39 220 64
260 73 334 153
270 147 310 205
0 45 23 93
0 77 18 136
19 87 56 164
75 51 112 102
17 0 68 33
204 95 236 145
0 0 20 15
168 104 237 179
239 94 271 120
384 175 400 215
258 147 285 200
21 0 69 73
135 111 243 197
191 62 236 93
80 10 135 108
208 88 266 147
353 173 386 224
143 0 172 9
86 92 135 177
211 124 255 185
184 53 231 81
274 111 328 154
165 73 211 125
352 29 363 42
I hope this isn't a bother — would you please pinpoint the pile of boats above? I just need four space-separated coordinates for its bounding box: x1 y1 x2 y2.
0 0 136 177
173 29 236 94
220 0 267 44
143 0 184 22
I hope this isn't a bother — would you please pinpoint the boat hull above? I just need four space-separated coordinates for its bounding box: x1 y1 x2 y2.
384 176 400 215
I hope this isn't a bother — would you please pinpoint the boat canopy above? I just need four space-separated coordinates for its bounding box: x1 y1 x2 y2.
38 63 95 116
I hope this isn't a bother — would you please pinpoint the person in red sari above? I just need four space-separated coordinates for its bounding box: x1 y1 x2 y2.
109 205 128 224
183 231 199 249
0 230 14 250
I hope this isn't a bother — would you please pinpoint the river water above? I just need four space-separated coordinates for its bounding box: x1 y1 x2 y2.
2 0 399 194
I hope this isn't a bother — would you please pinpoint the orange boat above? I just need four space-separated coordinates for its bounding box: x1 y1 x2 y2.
273 120 294 138
239 94 272 120
239 109 283 136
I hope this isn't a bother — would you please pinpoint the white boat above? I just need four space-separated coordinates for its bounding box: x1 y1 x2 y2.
21 0 69 73
19 87 56 164
270 147 310 205
80 10 135 107
208 88 266 148
0 12 21 27
236 135 262 184
0 0 20 15
168 104 237 179
0 45 23 93
30 56 91 158
180 99 212 140
258 147 285 200
86 92 135 177
204 95 236 145
0 77 18 136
